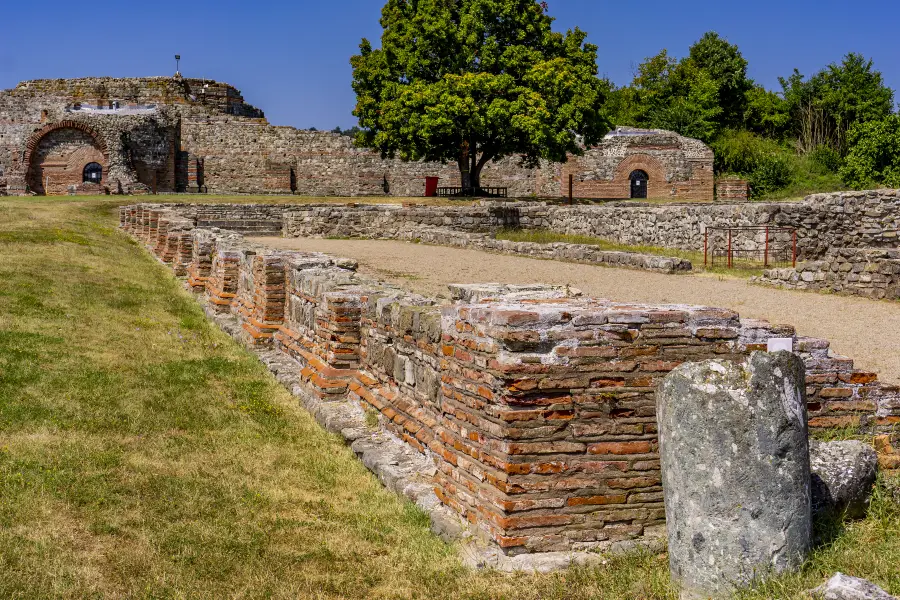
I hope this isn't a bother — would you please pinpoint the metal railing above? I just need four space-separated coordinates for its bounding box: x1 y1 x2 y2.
704 226 797 269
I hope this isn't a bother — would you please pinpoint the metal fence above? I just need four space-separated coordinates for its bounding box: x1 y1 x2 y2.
704 226 797 269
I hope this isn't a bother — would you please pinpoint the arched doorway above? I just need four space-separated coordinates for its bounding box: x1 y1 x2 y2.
83 162 103 184
25 123 108 195
630 170 649 199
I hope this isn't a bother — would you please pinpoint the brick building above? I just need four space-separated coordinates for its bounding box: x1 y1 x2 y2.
0 75 714 200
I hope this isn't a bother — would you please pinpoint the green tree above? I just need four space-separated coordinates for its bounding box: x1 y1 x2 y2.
350 0 610 190
687 32 752 128
780 53 894 153
619 49 722 142
744 85 791 138
840 115 900 188
644 62 722 143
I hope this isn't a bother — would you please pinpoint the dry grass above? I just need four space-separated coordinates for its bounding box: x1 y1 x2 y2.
0 196 896 599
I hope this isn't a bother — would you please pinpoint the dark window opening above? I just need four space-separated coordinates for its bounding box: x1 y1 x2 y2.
83 162 103 184
630 170 648 199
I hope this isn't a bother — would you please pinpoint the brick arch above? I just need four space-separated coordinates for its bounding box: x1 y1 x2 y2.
24 120 109 162
25 121 110 195
614 154 666 183
613 154 669 199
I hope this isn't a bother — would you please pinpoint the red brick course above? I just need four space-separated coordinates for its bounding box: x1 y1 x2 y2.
121 203 899 555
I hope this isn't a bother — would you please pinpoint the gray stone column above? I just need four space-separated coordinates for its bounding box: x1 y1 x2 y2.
658 351 812 599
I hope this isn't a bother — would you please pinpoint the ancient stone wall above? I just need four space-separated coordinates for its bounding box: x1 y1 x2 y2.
152 202 691 274
756 248 900 300
120 201 900 555
544 190 900 260
1 77 713 199
279 190 900 261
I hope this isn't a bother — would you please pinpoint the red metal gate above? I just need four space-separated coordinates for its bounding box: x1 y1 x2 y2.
704 226 797 269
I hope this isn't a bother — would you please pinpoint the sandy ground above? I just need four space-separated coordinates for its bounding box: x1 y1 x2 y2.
251 237 900 384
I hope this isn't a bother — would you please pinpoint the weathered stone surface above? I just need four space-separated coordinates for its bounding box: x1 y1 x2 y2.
811 573 898 600
810 440 879 520
756 247 900 301
658 351 812 599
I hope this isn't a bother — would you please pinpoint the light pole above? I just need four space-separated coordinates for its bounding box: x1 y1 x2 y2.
175 54 181 76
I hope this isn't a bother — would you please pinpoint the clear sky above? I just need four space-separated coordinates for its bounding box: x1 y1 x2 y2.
2 0 897 130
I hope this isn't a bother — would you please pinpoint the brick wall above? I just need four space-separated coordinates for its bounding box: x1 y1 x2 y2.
716 178 750 202
120 202 900 554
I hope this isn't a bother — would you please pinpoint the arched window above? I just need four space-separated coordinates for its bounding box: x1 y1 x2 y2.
629 169 649 199
83 162 103 184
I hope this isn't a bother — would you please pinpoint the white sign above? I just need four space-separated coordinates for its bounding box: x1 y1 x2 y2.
767 338 794 353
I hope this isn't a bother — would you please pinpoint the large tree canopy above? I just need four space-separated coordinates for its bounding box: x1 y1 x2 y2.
780 53 895 154
604 32 749 143
350 0 610 190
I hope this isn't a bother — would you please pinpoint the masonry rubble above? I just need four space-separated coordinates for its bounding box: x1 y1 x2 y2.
121 201 900 562
810 440 879 521
811 573 899 600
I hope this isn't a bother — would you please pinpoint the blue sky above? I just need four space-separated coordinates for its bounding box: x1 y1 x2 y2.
2 0 897 129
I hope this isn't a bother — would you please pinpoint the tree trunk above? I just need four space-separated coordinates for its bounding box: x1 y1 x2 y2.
458 137 493 194
459 139 472 190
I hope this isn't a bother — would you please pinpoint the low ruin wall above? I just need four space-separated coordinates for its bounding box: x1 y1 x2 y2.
120 201 900 556
136 190 900 265
278 190 900 261
756 248 900 300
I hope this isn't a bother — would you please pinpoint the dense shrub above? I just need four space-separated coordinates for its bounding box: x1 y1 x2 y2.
746 154 794 197
840 115 900 188
712 131 795 197
808 145 843 173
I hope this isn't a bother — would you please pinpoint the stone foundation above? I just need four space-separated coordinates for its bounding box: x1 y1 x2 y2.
120 202 900 556
755 248 900 300
143 189 900 267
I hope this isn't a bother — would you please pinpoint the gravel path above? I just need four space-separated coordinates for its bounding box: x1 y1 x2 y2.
251 237 900 384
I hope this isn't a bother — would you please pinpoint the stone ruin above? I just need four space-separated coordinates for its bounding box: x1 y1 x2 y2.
0 76 713 199
119 202 900 570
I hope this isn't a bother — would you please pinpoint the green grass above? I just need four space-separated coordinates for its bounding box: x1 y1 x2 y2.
494 228 766 277
759 154 847 201
0 196 897 598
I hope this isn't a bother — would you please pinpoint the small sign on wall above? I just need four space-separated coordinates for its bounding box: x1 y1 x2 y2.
767 338 794 353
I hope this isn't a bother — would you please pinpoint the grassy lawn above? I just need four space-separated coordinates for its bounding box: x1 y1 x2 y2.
0 196 897 599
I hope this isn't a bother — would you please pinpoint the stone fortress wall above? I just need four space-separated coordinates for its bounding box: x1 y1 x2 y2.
120 201 900 557
0 76 713 200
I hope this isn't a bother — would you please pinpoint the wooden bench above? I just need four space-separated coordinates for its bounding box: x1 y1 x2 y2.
435 186 508 198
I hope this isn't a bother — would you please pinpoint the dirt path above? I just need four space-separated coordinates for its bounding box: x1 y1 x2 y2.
251 237 900 384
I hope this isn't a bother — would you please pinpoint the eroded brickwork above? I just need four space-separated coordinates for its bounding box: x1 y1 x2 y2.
121 202 900 554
